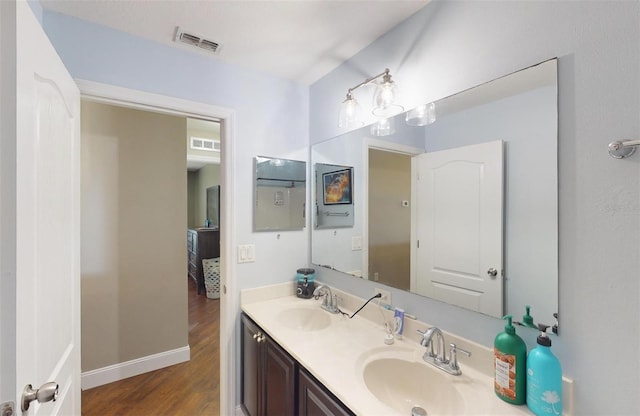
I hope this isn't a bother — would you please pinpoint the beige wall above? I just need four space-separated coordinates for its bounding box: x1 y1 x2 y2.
188 164 220 229
80 101 188 371
368 149 411 289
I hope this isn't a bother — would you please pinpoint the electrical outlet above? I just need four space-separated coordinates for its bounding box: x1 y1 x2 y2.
374 288 391 307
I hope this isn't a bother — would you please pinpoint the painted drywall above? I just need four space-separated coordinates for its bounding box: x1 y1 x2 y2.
42 10 310 296
310 2 639 415
26 0 42 23
80 101 188 371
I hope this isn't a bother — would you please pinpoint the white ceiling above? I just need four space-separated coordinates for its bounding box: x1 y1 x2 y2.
40 0 429 85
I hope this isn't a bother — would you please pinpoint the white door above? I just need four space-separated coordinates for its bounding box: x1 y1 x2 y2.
411 140 503 317
12 2 80 414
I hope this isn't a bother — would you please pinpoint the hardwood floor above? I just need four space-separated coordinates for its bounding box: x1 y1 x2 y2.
82 278 220 415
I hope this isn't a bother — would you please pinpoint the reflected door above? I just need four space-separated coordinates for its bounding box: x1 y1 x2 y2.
411 140 503 317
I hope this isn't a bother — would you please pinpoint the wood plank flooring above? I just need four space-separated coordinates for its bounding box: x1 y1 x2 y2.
82 278 220 415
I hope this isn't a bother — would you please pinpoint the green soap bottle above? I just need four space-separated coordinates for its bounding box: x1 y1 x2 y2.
494 315 527 404
521 305 537 328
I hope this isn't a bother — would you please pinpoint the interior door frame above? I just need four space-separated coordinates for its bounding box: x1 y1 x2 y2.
75 79 237 416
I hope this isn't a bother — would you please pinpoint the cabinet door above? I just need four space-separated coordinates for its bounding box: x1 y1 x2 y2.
264 337 296 416
241 315 263 416
298 369 354 416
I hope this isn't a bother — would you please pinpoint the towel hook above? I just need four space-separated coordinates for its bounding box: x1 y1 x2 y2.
608 139 640 159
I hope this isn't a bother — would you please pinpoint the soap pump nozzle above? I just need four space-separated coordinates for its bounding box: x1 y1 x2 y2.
536 323 552 347
502 315 515 335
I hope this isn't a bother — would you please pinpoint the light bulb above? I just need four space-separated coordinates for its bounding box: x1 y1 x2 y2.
338 92 364 129
372 77 404 117
406 102 436 126
370 117 395 137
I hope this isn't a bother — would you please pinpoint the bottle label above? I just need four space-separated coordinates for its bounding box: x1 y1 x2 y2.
527 368 562 415
494 349 516 400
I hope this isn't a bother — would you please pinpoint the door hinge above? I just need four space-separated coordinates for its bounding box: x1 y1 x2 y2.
1 401 15 416
417 240 420 248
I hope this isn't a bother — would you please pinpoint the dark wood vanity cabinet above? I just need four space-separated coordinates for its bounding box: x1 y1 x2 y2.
187 228 220 295
241 313 353 416
264 336 296 415
298 369 353 416
241 314 296 416
241 315 262 416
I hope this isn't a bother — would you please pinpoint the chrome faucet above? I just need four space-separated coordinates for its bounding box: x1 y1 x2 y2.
418 326 447 362
417 327 471 376
313 284 340 314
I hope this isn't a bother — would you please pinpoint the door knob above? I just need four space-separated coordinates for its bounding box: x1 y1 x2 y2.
487 268 498 278
21 382 58 412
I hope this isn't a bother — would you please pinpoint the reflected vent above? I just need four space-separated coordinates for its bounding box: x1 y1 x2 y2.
190 137 220 152
174 27 220 54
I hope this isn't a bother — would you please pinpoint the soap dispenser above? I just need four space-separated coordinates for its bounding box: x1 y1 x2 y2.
521 305 537 328
527 324 562 416
494 315 527 404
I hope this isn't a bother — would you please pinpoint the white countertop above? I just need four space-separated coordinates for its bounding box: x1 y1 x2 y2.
241 283 546 416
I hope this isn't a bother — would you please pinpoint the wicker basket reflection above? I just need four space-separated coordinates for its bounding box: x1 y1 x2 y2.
202 257 221 299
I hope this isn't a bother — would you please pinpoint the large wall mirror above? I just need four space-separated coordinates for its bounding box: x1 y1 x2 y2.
311 59 558 327
254 156 306 231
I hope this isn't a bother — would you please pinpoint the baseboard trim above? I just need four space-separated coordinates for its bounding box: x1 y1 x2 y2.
81 345 191 390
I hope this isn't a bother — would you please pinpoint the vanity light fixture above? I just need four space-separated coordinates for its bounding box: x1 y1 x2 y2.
406 102 437 126
338 68 404 129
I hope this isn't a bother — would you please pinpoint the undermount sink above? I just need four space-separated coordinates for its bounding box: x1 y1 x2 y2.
276 307 332 331
362 356 466 415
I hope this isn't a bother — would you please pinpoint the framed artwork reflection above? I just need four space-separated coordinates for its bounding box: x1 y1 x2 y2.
322 168 352 205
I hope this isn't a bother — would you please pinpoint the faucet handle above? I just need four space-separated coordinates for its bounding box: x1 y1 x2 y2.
416 329 437 358
416 329 428 346
448 343 471 374
330 294 340 310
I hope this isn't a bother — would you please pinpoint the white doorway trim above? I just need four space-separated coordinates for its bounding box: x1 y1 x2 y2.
75 79 236 416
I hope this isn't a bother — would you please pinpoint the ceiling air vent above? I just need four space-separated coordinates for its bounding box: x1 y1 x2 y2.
190 137 220 152
174 27 220 54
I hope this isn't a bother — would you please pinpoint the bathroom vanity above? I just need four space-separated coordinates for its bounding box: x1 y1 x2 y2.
240 283 569 416
241 313 353 416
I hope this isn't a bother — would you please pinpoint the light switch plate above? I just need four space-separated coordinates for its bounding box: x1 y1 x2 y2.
351 236 362 251
237 244 255 263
